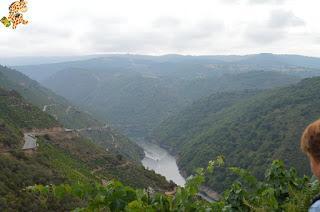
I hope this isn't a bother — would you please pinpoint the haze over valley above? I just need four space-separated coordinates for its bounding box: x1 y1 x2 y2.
15 53 319 137
11 53 320 194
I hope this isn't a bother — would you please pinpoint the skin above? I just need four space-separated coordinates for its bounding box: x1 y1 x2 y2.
309 154 320 179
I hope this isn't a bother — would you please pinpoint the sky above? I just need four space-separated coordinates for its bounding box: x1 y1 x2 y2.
0 0 319 57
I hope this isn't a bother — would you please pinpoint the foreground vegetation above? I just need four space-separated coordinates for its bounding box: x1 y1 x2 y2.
30 157 319 211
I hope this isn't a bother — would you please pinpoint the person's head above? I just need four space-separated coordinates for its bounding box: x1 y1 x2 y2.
301 119 320 179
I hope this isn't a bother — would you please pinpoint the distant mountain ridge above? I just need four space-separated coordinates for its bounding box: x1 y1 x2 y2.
12 53 320 137
43 70 301 137
14 53 320 81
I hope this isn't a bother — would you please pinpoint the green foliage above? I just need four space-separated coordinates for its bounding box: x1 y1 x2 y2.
0 118 22 149
30 156 224 211
39 59 300 137
0 86 59 150
0 88 169 210
0 65 172 210
0 65 102 129
0 144 81 211
0 64 151 181
221 160 319 212
80 128 144 162
0 133 171 211
30 157 320 212
153 90 259 154
41 134 170 190
154 77 320 191
0 87 59 129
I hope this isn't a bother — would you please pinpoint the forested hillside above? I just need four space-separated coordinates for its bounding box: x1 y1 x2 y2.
44 69 188 136
152 90 261 153
154 77 320 192
3 66 148 162
0 87 59 151
44 70 299 137
0 65 101 129
19 55 302 137
178 71 299 102
80 128 144 162
0 88 59 130
0 85 171 210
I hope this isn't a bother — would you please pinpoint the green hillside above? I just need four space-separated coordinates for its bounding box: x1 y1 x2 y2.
44 69 187 137
179 71 300 100
39 132 170 191
1 133 171 210
0 65 101 129
0 86 171 210
0 65 146 161
154 77 320 192
152 90 261 154
42 67 300 137
80 128 144 162
0 86 59 151
0 88 59 129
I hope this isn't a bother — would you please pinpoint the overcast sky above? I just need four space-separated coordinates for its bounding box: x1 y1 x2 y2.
0 0 319 57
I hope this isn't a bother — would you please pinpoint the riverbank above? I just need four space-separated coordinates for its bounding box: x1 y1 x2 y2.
136 140 186 186
135 139 219 202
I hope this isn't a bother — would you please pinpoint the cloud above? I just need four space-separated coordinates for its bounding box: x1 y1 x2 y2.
268 10 305 28
81 26 168 53
152 17 181 28
220 0 240 4
248 0 287 4
179 20 225 40
81 19 226 53
169 20 226 51
0 0 319 57
245 10 305 45
246 26 285 44
221 0 286 5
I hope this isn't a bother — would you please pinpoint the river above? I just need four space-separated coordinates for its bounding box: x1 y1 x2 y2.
137 140 218 202
137 140 186 186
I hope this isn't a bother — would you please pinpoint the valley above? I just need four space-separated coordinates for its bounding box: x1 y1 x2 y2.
3 53 320 210
2 0 320 209
16 54 308 137
0 65 173 210
13 54 320 192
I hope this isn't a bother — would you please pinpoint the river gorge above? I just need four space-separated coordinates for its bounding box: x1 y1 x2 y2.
137 140 186 186
137 140 218 202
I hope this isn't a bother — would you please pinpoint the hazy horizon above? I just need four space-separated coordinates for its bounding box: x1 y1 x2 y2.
1 52 319 67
